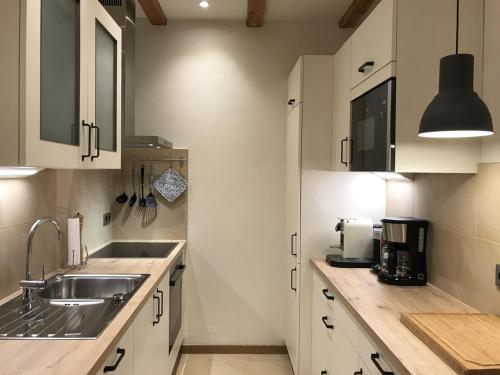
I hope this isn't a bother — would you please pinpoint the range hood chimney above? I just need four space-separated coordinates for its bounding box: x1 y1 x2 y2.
99 0 173 149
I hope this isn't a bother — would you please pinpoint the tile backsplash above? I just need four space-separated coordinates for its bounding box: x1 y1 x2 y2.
387 164 500 314
0 169 112 300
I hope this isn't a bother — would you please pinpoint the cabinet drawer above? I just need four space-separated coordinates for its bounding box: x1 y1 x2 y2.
350 0 397 89
357 331 397 375
313 272 336 311
97 325 133 375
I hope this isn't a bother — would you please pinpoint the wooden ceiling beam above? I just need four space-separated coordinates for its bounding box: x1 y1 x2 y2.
339 0 376 28
247 0 267 27
138 0 167 26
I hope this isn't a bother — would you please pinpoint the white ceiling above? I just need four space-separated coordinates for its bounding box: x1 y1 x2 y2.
137 0 352 22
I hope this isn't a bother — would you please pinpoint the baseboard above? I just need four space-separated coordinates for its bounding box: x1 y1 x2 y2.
172 349 183 375
181 345 288 355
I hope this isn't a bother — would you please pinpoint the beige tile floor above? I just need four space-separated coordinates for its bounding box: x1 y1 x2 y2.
176 354 294 375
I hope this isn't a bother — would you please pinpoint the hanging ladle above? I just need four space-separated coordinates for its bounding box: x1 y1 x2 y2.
115 167 128 204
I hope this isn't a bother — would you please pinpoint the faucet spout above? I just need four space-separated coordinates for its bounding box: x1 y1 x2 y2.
22 218 62 303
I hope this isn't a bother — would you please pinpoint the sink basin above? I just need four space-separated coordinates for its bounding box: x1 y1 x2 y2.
0 273 149 339
90 241 178 258
38 274 148 300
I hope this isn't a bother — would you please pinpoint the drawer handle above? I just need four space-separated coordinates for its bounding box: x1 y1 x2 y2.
321 371 327 375
288 99 296 106
103 348 126 372
321 316 334 330
354 370 363 375
358 60 374 73
371 353 394 375
322 288 335 301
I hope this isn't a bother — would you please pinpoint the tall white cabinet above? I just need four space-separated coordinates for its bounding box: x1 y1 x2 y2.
285 56 334 375
0 0 122 169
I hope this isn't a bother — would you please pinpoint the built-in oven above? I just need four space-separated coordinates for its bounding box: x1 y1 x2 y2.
350 78 396 172
169 258 185 353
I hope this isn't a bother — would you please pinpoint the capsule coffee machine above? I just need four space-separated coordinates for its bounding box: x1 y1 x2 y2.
378 217 429 286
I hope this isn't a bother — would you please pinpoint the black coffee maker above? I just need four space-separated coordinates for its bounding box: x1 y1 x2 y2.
378 217 429 286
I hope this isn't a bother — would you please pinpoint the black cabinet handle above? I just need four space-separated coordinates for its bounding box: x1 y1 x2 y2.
340 137 348 166
321 316 334 330
322 289 335 301
91 124 100 161
170 264 186 286
291 233 297 256
153 294 161 326
354 370 363 375
103 348 126 372
81 121 92 161
321 371 327 375
157 289 164 317
290 267 297 292
288 99 296 106
358 61 374 73
370 353 394 375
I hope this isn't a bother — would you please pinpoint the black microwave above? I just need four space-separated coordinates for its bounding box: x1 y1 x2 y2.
350 78 396 172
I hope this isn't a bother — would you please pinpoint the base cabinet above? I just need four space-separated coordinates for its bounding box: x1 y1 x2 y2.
311 272 398 375
134 273 170 374
97 325 134 375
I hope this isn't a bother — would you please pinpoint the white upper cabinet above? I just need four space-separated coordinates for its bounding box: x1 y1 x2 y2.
350 0 397 89
332 40 352 171
0 0 121 169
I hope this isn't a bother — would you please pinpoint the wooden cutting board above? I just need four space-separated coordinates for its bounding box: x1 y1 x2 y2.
401 313 500 375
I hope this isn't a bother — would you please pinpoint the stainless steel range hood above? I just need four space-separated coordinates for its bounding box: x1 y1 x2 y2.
99 0 173 149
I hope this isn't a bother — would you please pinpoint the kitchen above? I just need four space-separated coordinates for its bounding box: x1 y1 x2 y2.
0 0 499 374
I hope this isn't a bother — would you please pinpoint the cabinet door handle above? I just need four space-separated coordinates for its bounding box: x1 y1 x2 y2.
81 121 92 161
291 233 297 256
321 371 327 375
290 267 297 292
340 137 348 166
358 61 374 73
157 289 164 317
170 264 186 286
354 370 363 375
288 99 296 106
103 348 126 372
91 124 100 161
322 288 335 301
321 316 334 330
153 294 161 326
370 353 394 375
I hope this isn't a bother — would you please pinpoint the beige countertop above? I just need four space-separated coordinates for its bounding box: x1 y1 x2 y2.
311 259 477 375
0 240 186 375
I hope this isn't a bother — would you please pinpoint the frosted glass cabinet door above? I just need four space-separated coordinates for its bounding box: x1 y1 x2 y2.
95 22 117 152
40 0 79 146
85 0 122 169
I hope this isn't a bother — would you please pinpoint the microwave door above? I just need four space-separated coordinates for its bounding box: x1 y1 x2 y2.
362 82 389 171
350 94 365 171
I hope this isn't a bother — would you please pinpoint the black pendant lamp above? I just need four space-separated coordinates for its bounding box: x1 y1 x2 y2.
418 0 493 138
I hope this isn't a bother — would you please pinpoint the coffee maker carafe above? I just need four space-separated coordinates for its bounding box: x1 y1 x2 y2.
378 217 429 286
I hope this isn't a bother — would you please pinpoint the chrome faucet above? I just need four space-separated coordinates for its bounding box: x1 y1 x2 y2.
20 218 62 303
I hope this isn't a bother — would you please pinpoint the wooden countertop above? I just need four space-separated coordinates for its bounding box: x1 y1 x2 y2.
311 259 477 375
0 240 186 375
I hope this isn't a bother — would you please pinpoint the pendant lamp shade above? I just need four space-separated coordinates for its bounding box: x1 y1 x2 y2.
419 54 493 138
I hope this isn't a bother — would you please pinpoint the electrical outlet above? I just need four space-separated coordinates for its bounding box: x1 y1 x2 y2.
103 212 111 227
496 264 500 286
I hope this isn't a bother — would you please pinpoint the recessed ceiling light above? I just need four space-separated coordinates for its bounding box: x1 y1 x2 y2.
199 1 210 8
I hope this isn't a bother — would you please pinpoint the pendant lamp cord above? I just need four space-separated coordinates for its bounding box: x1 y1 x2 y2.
456 0 460 54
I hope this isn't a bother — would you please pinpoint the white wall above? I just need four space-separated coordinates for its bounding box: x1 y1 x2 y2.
136 19 350 345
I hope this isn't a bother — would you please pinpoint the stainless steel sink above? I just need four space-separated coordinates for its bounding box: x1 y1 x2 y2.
0 274 149 340
38 274 147 300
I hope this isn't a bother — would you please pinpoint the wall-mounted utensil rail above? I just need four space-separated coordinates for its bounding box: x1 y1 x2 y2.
121 158 188 163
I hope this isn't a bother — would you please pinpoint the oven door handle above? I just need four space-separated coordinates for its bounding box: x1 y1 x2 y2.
170 265 186 286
